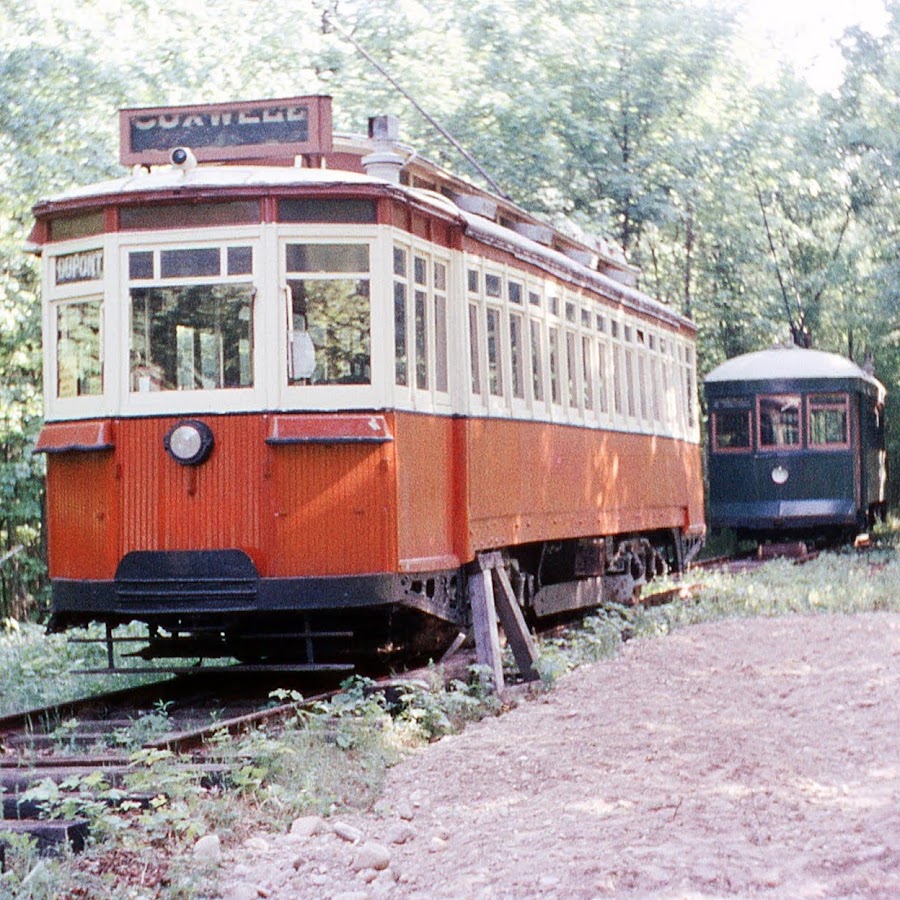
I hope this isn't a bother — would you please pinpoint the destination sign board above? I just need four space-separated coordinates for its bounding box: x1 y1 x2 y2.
55 249 104 285
120 95 333 166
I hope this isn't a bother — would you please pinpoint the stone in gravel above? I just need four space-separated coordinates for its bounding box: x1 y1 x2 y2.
396 802 415 820
333 822 364 843
290 815 327 837
193 833 221 866
385 822 416 845
221 885 259 900
351 840 392 871
429 836 448 853
243 836 270 853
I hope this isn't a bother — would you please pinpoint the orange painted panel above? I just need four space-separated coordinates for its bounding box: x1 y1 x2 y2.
393 412 463 570
269 423 397 577
45 450 118 580
115 416 267 567
466 418 705 551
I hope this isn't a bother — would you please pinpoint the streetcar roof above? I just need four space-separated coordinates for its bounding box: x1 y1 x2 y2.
37 163 382 203
705 346 885 393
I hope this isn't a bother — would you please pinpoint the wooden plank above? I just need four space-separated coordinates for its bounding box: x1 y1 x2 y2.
492 567 539 682
468 567 504 693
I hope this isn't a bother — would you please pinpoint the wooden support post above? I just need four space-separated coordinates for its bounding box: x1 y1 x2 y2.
468 551 541 692
492 566 539 682
468 565 504 693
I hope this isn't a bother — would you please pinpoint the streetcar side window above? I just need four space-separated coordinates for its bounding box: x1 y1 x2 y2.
468 302 482 396
395 244 449 398
486 306 504 397
129 245 255 392
414 255 429 391
566 329 579 409
434 262 449 394
581 335 594 413
510 311 526 400
548 325 562 406
393 247 408 387
650 345 662 426
530 319 545 403
808 393 849 448
56 297 103 398
285 243 370 386
595 338 609 416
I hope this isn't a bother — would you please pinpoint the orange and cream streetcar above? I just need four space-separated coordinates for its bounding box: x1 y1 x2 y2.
31 96 704 670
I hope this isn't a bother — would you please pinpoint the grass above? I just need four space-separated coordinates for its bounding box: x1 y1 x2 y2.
1 534 899 897
0 621 172 717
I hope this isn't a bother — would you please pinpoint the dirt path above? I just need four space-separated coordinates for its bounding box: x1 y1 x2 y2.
219 612 900 899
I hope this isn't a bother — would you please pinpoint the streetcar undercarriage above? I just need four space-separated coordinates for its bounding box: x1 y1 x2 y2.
51 529 698 672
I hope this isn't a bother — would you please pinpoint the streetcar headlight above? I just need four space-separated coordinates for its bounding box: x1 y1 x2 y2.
771 465 789 485
164 420 214 466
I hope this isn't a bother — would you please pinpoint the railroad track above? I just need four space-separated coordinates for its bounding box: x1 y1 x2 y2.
0 654 476 855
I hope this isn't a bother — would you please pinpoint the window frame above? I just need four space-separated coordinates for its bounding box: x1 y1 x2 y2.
711 404 754 454
278 230 379 412
807 392 851 450
44 240 110 420
53 293 104 402
128 242 258 395
757 393 803 451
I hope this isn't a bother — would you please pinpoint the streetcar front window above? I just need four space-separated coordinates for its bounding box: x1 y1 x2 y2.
128 244 255 392
285 243 371 385
712 407 752 451
130 285 254 391
758 394 801 448
56 298 103 398
808 393 849 447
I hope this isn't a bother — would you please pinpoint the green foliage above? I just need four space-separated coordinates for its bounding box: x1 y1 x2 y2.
0 620 166 716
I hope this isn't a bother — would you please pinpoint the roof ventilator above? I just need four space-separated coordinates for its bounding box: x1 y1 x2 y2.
362 115 407 184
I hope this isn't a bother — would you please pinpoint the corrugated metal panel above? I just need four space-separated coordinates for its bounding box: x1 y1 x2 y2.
46 452 118 579
270 427 397 576
116 416 267 567
46 413 400 583
466 418 704 550
394 412 460 571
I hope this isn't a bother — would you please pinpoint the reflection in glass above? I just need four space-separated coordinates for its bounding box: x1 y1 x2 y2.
510 313 524 400
469 304 481 395
809 394 848 446
130 285 254 391
57 299 102 397
415 289 428 390
759 395 801 448
435 293 448 393
394 281 408 387
287 279 370 385
549 327 561 405
487 307 503 397
714 409 752 450
530 320 544 403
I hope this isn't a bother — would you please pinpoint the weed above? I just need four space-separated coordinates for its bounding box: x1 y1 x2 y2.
112 700 174 750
